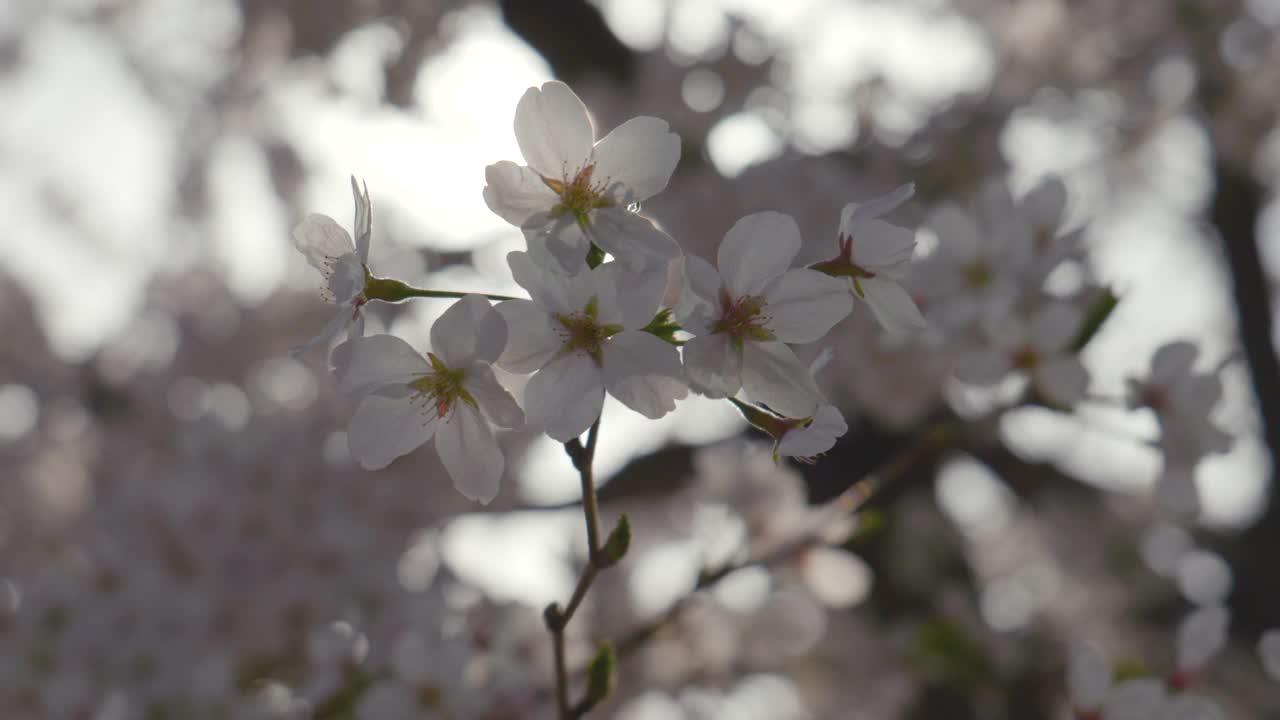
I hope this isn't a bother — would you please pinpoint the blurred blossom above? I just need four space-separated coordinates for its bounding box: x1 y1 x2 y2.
1260 629 1280 682
0 384 39 443
1175 549 1234 607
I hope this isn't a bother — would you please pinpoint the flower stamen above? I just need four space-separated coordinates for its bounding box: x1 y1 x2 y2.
542 163 615 229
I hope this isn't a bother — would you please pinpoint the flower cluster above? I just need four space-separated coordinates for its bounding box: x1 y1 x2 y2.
293 81 940 500
1127 341 1234 516
1067 606 1230 720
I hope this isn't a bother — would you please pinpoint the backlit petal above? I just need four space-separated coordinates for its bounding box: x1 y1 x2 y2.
524 353 605 442
839 183 914 230
348 390 433 470
681 333 741 398
435 403 503 505
860 276 927 334
332 335 429 399
587 207 680 271
761 269 852 343
483 161 559 226
514 81 594 180
293 214 356 273
350 176 372 262
740 341 823 418
431 295 506 368
601 331 687 419
493 300 561 374
465 363 524 429
718 211 801 298
592 116 681 203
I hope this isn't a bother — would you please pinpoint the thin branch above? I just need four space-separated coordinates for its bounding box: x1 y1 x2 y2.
599 421 951 668
546 417 610 720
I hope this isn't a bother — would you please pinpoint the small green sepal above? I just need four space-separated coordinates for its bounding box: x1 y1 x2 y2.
601 514 631 567
581 643 616 712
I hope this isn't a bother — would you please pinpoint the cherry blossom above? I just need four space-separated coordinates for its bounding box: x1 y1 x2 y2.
678 211 852 418
733 399 848 463
812 183 926 334
1128 342 1234 462
1128 342 1234 516
331 295 523 504
291 177 373 354
954 302 1090 407
493 252 687 441
483 81 681 273
1067 642 1224 720
915 184 1033 331
1175 605 1229 684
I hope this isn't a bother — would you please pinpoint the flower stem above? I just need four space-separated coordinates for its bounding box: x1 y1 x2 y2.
363 275 520 303
546 418 613 719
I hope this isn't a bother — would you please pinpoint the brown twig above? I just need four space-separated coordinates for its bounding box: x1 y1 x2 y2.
601 421 953 667
545 418 610 719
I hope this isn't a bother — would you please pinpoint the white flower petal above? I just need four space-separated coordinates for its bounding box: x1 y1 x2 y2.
592 116 681 203
676 254 722 334
291 307 353 357
718 211 801 298
483 161 559 227
1177 605 1229 672
435 403 504 505
1035 355 1089 407
598 262 669 330
1101 678 1166 720
525 222 589 276
588 207 680 271
851 220 916 276
508 251 579 314
740 341 823 418
1030 302 1084 352
349 310 365 341
860 276 927 334
493 300 562 374
1067 643 1111 711
524 353 605 441
514 81 594 180
840 183 914 229
431 295 506 368
332 335 429 398
293 214 356 273
777 405 846 458
601 331 687 418
681 333 741 398
761 269 852 343
350 176 372 263
348 390 433 470
466 363 524 429
327 253 366 305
